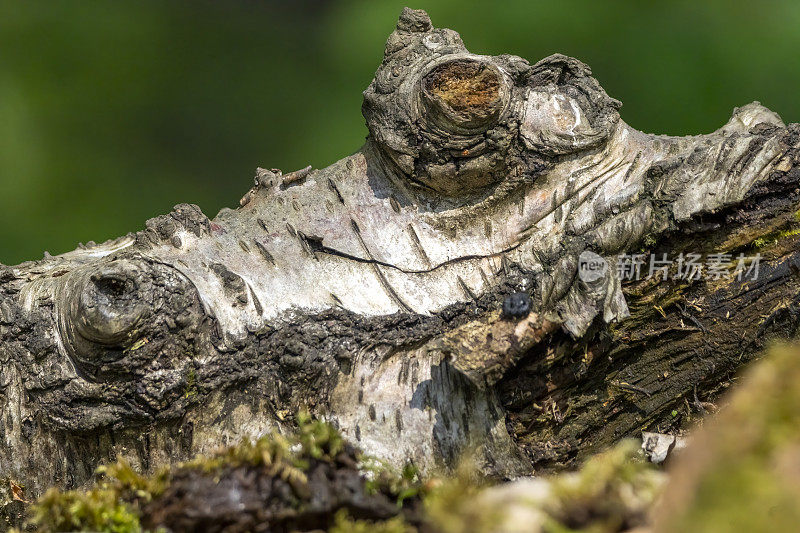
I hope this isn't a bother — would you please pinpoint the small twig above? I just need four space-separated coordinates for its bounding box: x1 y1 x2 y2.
611 380 653 397
692 385 706 416
676 303 708 333
282 165 313 185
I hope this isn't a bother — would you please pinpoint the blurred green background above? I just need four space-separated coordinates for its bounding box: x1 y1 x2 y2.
1 0 798 264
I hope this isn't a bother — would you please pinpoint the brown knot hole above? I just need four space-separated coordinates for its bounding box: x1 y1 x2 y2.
422 59 504 132
424 60 501 114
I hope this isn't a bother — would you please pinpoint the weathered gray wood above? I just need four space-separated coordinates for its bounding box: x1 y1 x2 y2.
1 7 798 510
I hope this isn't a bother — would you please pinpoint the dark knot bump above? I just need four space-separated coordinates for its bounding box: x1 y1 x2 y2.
502 292 532 319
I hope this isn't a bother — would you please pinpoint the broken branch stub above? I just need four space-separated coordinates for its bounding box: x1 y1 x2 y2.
1 6 799 499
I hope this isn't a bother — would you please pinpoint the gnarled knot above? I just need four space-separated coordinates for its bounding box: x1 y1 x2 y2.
362 11 621 202
59 256 203 380
421 59 504 133
71 260 149 346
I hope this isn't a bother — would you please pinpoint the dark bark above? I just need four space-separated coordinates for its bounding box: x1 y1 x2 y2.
501 145 800 470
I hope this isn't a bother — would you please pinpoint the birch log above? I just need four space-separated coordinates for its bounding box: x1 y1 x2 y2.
1 7 799 501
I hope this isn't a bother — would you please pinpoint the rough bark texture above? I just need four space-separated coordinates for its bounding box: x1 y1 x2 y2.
1 6 799 513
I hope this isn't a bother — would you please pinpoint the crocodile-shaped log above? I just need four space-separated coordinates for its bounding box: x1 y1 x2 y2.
1 8 799 496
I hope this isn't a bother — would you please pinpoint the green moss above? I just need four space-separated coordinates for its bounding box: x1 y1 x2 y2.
641 234 657 250
22 415 665 533
296 410 344 461
778 227 800 240
751 224 800 249
659 344 800 532
29 487 142 533
25 412 350 532
178 410 345 489
125 336 147 352
543 440 663 533
418 442 663 533
96 461 169 501
361 459 424 506
421 459 499 533
26 459 168 533
330 510 416 533
182 367 198 398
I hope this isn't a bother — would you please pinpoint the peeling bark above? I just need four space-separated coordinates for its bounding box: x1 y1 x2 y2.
1 7 799 506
